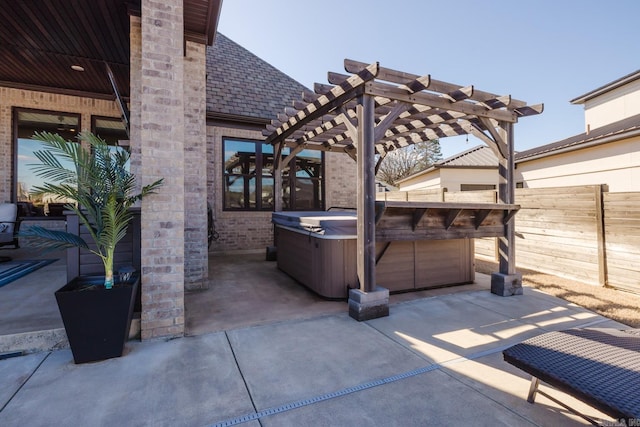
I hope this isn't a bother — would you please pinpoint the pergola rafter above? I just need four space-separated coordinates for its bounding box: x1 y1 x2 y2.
264 59 543 311
264 63 542 162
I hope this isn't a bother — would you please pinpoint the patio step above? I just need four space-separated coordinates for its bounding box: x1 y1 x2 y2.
0 315 141 355
0 328 68 355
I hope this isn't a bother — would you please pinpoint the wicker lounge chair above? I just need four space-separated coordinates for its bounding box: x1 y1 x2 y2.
503 328 640 424
0 203 21 262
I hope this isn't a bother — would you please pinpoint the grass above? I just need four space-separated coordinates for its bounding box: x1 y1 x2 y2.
476 259 640 328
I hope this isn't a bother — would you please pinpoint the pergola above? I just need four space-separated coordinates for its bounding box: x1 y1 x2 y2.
265 59 542 319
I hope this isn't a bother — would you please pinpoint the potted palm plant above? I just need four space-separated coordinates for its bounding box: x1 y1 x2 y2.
22 131 163 363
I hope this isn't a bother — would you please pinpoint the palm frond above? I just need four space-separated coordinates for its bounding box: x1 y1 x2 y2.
20 226 90 251
26 131 164 281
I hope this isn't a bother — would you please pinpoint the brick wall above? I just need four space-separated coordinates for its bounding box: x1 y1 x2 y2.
326 151 357 209
139 0 186 339
0 87 121 202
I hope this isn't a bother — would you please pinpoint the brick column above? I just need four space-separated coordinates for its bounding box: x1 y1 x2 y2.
129 16 142 188
183 41 208 290
140 0 185 339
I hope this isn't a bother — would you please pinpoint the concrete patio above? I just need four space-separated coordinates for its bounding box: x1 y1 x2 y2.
0 250 628 425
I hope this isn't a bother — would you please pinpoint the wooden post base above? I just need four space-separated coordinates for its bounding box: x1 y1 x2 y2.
491 272 523 296
348 287 389 321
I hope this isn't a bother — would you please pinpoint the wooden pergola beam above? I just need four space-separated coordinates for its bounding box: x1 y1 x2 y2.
344 58 529 109
266 62 379 145
364 80 518 122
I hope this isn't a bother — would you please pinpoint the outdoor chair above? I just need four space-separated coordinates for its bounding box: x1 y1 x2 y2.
0 203 21 260
503 328 640 424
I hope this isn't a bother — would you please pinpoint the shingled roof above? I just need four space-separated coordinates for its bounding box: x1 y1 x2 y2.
515 113 640 162
206 33 309 123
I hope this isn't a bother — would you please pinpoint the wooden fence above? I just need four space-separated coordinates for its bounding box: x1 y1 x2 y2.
378 185 640 293
603 192 640 293
513 186 605 286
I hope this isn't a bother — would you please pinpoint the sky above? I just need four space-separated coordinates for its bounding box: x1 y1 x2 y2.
217 0 639 159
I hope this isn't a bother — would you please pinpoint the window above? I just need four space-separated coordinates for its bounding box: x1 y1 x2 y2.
92 116 129 170
282 150 323 210
92 116 128 146
14 109 80 217
223 138 324 211
460 184 496 191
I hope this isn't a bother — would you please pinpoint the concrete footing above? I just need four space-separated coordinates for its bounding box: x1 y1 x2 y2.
491 273 523 296
348 287 389 321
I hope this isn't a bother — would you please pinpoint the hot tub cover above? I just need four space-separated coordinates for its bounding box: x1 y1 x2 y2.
272 211 357 235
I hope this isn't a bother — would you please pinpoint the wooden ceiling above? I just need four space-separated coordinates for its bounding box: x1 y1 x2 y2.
0 0 221 99
264 59 543 162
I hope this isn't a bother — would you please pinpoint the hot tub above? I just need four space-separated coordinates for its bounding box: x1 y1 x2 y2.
273 210 474 299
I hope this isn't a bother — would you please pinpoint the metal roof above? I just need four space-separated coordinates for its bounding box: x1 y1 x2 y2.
396 145 497 184
571 69 640 104
515 113 640 162
435 145 498 167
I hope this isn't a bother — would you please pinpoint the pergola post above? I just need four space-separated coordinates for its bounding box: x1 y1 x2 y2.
348 94 389 321
274 155 283 213
491 121 523 296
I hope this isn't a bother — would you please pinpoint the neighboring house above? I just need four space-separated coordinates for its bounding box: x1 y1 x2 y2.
397 70 640 193
515 70 640 192
396 145 498 192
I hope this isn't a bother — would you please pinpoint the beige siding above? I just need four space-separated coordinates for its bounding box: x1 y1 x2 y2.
517 136 640 192
399 169 442 191
439 168 498 192
398 168 498 192
583 79 640 131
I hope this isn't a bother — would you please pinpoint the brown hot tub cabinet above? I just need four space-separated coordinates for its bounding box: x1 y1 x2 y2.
272 202 519 299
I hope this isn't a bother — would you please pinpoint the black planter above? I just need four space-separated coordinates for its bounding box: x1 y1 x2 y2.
55 273 140 364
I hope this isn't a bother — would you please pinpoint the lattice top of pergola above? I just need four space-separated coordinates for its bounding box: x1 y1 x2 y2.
263 59 543 163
